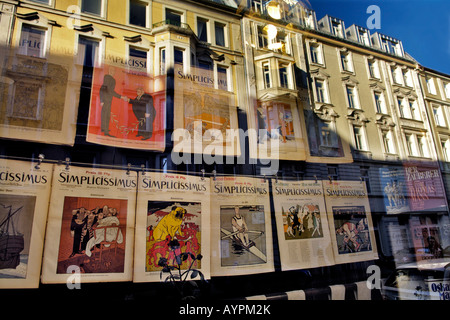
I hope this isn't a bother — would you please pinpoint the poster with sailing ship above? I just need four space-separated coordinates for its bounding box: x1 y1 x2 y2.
173 64 240 157
0 159 52 288
133 172 210 282
210 176 274 276
272 179 334 270
323 180 378 264
41 165 136 283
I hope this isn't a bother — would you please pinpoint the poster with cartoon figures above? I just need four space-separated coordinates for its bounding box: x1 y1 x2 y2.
86 63 166 151
272 179 334 271
210 176 274 276
323 180 378 264
379 167 410 214
173 64 240 157
0 159 52 288
41 165 136 283
133 172 210 282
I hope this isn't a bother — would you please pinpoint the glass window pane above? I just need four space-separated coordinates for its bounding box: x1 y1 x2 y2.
215 22 225 47
197 18 208 42
130 0 146 27
19 25 45 58
81 0 102 15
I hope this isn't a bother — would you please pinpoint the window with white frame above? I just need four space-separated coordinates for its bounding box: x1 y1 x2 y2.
252 0 263 13
406 133 429 157
441 138 450 162
315 78 328 103
444 82 450 99
165 8 182 26
214 21 226 47
433 105 446 127
346 85 359 109
159 47 166 75
402 69 413 87
353 125 368 151
367 58 380 79
418 135 430 158
358 29 370 46
197 17 209 42
340 51 353 72
262 62 271 89
408 98 420 120
397 97 407 118
278 62 290 89
405 133 418 157
81 0 102 16
19 24 46 58
374 91 387 114
128 46 147 73
217 65 229 91
129 0 147 28
426 76 437 94
309 43 323 65
382 130 395 154
320 121 338 148
174 47 184 66
391 66 402 85
29 0 50 4
331 21 343 38
77 36 100 67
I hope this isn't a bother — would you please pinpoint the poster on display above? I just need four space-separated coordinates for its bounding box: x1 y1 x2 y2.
0 46 83 145
41 165 136 283
379 167 410 214
173 64 240 157
323 180 378 264
247 99 307 161
272 179 334 270
210 176 274 276
0 159 52 288
403 161 448 213
133 172 210 282
409 216 445 261
86 63 166 151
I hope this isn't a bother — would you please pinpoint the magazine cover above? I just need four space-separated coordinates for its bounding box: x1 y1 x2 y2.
324 180 378 264
41 165 136 283
247 99 307 161
173 64 240 157
134 172 210 282
272 179 334 270
210 176 274 276
409 216 445 261
86 63 166 151
379 167 410 214
0 159 52 288
0 45 82 145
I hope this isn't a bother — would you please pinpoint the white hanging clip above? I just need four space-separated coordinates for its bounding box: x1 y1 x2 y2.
35 154 44 169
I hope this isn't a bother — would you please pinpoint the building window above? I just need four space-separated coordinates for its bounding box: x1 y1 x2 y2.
402 69 413 87
441 139 450 162
309 43 323 65
340 52 352 72
166 8 182 26
346 85 359 109
405 134 417 156
262 62 271 88
368 59 380 79
252 0 263 13
279 63 289 88
382 130 395 154
174 48 184 66
197 18 208 42
408 99 420 120
129 0 147 27
331 21 343 38
19 24 46 58
418 135 429 158
353 125 367 150
77 36 99 67
159 47 166 74
81 0 102 16
406 133 429 157
30 0 50 4
315 79 328 103
391 66 402 84
426 77 437 94
444 82 450 99
358 30 370 46
397 97 406 118
128 47 147 73
217 66 228 91
327 165 339 181
374 92 386 114
433 105 446 126
215 22 226 47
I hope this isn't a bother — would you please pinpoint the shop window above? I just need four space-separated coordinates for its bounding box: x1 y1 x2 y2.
19 24 46 58
129 0 147 27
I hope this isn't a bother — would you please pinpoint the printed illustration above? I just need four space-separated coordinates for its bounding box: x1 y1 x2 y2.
281 203 323 240
332 206 372 254
0 195 36 279
256 102 294 145
56 197 127 274
86 64 165 150
146 201 202 272
380 167 410 214
220 205 266 266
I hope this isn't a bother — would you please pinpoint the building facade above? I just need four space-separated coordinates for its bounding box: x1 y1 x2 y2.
0 0 449 300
